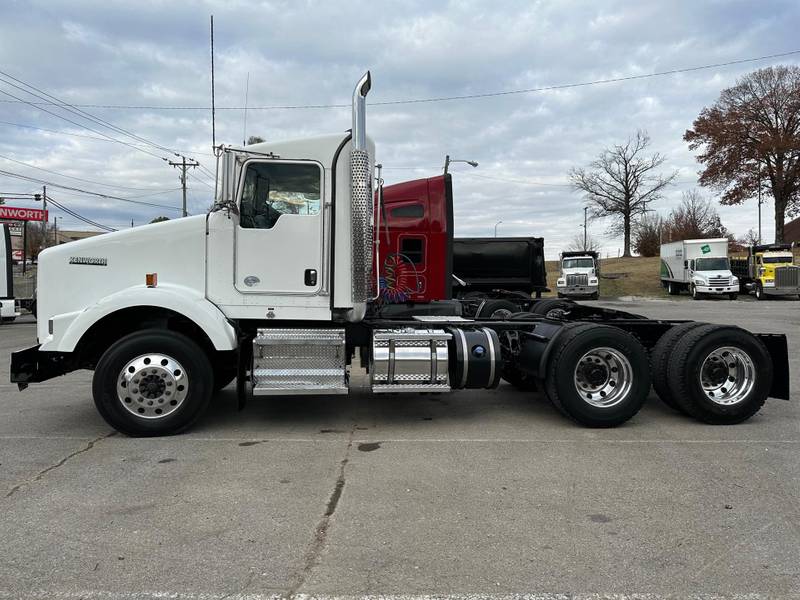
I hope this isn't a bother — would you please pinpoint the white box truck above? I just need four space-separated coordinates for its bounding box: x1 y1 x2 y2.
660 238 739 300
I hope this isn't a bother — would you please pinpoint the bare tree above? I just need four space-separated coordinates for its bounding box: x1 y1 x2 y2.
684 65 800 242
570 130 677 257
632 212 663 257
247 136 265 145
566 232 602 253
738 228 761 247
662 190 730 242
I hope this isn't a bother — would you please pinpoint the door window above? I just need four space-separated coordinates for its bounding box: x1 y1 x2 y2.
239 162 321 229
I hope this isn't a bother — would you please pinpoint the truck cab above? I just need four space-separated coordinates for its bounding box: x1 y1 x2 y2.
556 251 599 299
730 243 800 300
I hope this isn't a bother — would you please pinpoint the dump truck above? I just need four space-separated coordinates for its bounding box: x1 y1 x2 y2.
660 238 739 300
730 243 800 300
10 72 790 436
556 251 599 299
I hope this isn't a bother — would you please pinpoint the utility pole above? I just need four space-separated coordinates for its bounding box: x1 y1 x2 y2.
169 156 199 217
53 216 57 246
41 185 47 251
583 207 588 251
757 170 762 245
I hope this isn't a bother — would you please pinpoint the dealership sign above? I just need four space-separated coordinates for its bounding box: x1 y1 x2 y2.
0 205 48 221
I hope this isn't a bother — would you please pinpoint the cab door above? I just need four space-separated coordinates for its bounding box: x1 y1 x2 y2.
235 159 324 295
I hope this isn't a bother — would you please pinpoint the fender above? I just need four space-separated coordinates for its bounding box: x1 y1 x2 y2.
40 283 238 353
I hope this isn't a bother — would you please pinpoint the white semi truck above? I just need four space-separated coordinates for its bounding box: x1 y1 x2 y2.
556 251 599 299
660 238 739 300
9 73 790 436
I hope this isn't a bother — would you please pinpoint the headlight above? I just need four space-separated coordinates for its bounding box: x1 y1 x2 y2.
557 279 565 285
731 276 738 284
589 278 598 284
765 278 774 283
693 278 706 285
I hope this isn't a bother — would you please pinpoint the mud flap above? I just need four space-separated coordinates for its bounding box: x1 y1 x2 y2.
756 333 790 400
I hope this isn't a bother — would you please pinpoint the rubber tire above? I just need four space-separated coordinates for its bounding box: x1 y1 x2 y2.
691 284 701 300
589 292 599 300
755 283 765 301
667 281 680 296
476 299 519 318
92 329 214 436
463 291 487 300
531 298 575 316
545 323 651 427
729 293 738 301
650 321 706 412
666 324 772 425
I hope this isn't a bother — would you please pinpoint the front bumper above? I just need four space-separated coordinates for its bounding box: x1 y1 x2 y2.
763 286 800 296
10 345 76 389
695 285 738 294
557 286 598 297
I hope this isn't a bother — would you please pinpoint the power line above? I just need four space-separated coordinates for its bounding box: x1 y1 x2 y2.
0 69 176 157
0 119 216 156
46 195 117 231
0 168 183 210
0 87 167 161
0 153 177 192
1 49 796 111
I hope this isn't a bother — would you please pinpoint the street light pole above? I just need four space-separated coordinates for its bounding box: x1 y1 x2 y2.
443 155 478 174
494 220 503 237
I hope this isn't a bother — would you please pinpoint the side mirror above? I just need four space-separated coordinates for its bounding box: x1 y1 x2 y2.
684 260 688 269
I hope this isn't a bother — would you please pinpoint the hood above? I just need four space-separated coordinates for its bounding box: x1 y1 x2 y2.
37 215 208 339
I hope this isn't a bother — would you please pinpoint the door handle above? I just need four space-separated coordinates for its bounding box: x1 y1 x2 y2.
304 269 317 286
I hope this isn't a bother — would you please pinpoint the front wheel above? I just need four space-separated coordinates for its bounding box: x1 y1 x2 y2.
691 284 701 300
92 329 214 436
476 299 519 319
755 283 766 300
544 323 651 427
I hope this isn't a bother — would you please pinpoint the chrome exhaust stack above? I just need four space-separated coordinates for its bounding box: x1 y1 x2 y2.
350 71 373 306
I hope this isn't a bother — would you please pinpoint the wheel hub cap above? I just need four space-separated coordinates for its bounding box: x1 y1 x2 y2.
117 354 189 419
700 346 755 406
573 347 633 408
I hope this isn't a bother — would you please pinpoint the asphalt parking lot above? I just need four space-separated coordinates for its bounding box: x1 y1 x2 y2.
1 299 798 599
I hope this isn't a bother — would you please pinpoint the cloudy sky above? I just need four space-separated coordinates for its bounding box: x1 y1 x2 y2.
1 0 798 258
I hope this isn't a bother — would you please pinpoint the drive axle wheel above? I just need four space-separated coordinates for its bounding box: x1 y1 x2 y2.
476 299 519 319
93 329 213 436
666 324 772 424
650 321 706 412
545 323 650 427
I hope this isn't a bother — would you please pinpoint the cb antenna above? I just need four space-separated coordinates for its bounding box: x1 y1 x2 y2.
210 15 216 150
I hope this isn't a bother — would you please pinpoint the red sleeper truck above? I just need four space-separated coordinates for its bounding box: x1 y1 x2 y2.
374 173 549 317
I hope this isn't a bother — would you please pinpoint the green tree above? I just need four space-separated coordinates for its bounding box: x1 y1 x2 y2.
149 216 170 224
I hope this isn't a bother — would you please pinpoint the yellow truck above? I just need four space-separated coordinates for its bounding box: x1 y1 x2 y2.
730 243 800 300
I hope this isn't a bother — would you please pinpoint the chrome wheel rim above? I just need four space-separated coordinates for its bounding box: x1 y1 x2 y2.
117 354 189 419
491 308 513 319
573 347 633 408
699 346 755 405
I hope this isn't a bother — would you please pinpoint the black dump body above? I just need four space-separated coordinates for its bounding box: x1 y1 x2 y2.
560 250 599 259
453 237 547 294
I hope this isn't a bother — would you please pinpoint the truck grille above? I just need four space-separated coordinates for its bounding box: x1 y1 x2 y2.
775 266 800 288
707 276 730 286
566 274 588 286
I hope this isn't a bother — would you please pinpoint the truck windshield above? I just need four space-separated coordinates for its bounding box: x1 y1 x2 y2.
762 255 793 264
695 257 729 271
563 258 594 269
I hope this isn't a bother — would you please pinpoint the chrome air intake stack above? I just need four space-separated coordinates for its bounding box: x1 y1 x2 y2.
350 71 373 304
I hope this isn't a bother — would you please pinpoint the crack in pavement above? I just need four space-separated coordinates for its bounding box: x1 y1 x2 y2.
4 431 116 499
286 426 355 599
